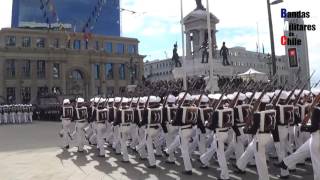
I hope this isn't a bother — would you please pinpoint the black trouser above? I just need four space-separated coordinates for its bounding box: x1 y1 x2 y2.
222 56 229 65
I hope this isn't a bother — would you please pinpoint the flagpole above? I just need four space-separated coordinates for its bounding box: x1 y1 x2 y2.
180 0 187 90
206 0 214 93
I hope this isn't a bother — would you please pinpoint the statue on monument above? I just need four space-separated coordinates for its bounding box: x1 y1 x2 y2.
195 0 206 10
172 42 182 67
220 42 230 66
199 40 209 63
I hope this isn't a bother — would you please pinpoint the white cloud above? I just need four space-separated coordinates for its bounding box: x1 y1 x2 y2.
0 0 13 29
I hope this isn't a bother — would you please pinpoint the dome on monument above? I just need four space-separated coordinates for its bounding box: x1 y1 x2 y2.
183 9 219 24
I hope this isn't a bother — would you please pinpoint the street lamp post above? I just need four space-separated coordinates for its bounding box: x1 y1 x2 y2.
267 0 283 77
206 0 215 93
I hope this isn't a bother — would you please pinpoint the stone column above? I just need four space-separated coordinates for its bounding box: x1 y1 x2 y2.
16 61 22 103
185 31 191 60
0 59 4 98
30 60 37 102
60 61 67 95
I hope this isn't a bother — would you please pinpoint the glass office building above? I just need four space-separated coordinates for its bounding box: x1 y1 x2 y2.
11 0 120 36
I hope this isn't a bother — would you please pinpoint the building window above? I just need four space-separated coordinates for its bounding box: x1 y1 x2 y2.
6 60 15 78
66 39 71 48
7 87 16 103
36 38 45 48
53 38 59 48
119 64 125 80
38 86 49 97
53 63 60 79
106 87 114 96
128 44 137 54
5 36 16 47
119 87 126 94
105 63 114 80
96 86 101 95
22 37 31 47
22 60 31 78
21 87 31 104
37 60 46 79
93 64 100 80
70 70 83 80
95 41 100 51
84 40 89 49
105 42 112 53
116 43 125 54
73 40 81 49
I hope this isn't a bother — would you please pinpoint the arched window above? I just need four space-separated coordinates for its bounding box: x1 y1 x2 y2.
70 70 83 80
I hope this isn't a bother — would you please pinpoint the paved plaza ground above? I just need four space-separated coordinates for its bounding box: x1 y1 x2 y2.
0 121 314 180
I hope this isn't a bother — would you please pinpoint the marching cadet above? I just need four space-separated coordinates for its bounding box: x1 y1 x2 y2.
92 98 108 157
0 105 3 124
162 94 179 164
3 105 9 124
225 92 249 162
201 93 234 180
111 97 122 155
165 92 198 175
189 95 209 157
137 96 163 168
28 104 33 123
73 97 88 152
128 97 140 151
280 88 320 180
135 97 148 160
59 99 74 149
86 97 99 146
114 98 134 162
274 91 294 178
17 104 23 124
10 105 16 124
104 98 115 146
236 94 276 180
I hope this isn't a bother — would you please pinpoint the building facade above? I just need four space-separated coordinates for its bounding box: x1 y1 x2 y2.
11 0 120 36
144 7 309 89
144 48 290 84
0 28 143 104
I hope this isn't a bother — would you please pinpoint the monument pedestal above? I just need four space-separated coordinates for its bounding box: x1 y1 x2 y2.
172 58 234 92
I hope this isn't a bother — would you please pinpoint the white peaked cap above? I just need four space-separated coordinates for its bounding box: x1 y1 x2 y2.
114 97 122 103
227 93 235 100
167 94 176 103
266 92 275 98
254 92 262 100
294 89 301 96
200 95 209 103
238 93 246 101
139 97 147 103
122 98 129 103
245 92 253 98
311 88 320 96
178 92 192 101
149 96 161 103
209 93 221 100
132 97 139 103
76 97 85 103
63 99 70 104
303 90 310 96
100 98 107 103
279 91 289 100
261 95 271 103
274 89 281 96
108 98 114 102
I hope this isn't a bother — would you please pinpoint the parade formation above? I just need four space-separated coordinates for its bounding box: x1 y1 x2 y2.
0 104 33 124
58 76 320 180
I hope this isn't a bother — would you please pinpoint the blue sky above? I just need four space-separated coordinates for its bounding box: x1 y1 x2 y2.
1 0 320 82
